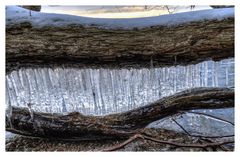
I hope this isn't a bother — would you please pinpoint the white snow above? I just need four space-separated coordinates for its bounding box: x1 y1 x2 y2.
6 5 234 30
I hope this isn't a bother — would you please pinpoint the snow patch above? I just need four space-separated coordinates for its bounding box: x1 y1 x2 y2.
6 5 234 30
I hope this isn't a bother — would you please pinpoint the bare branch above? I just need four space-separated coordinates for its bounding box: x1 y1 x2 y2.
142 135 233 148
171 118 191 136
188 134 234 139
6 87 234 140
200 138 232 151
102 134 143 151
102 133 234 151
180 111 234 126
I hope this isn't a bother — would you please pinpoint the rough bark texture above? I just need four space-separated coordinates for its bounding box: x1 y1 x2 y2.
6 87 234 140
6 17 234 72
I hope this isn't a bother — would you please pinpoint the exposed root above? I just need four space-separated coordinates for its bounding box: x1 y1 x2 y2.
101 133 234 151
101 134 144 151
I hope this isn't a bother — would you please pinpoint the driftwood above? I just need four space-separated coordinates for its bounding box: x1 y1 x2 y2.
6 87 234 141
6 16 234 72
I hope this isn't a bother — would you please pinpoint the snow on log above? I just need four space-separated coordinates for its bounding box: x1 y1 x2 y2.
6 87 234 140
6 6 234 72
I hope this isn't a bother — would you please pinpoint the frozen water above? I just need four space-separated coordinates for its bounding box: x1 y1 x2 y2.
148 108 234 136
6 58 234 116
5 58 234 136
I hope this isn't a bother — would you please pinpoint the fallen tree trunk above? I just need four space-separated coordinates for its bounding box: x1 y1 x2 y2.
6 7 234 72
6 87 234 140
210 6 234 9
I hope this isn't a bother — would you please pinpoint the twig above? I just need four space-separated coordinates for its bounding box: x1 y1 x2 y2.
101 134 143 151
171 114 234 139
142 128 233 140
164 5 172 14
170 117 234 139
197 138 208 151
189 134 234 139
171 117 234 139
101 133 234 151
180 111 234 126
141 135 234 148
200 138 232 151
171 118 191 136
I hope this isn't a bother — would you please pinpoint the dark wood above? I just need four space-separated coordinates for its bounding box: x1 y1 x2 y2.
6 87 234 140
210 6 234 9
18 6 41 12
6 17 234 73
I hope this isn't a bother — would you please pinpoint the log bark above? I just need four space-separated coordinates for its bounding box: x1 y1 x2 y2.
18 6 41 12
6 16 234 72
210 6 234 9
6 87 234 140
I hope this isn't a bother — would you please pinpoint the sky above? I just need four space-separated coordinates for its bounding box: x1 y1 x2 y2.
41 5 212 18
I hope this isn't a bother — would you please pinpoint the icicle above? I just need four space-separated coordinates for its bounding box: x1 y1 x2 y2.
5 58 234 116
225 61 229 87
173 67 177 92
210 61 216 87
185 66 190 88
5 80 12 128
27 103 34 120
99 69 106 115
204 61 208 86
214 62 219 87
150 56 154 68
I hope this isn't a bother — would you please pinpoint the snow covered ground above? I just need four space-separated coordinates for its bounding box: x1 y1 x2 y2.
6 5 234 29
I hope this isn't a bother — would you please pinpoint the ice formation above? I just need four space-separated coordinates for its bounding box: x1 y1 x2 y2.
6 58 234 116
148 108 234 136
5 58 234 136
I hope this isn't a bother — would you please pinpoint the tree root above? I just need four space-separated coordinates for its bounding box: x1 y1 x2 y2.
101 133 234 151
